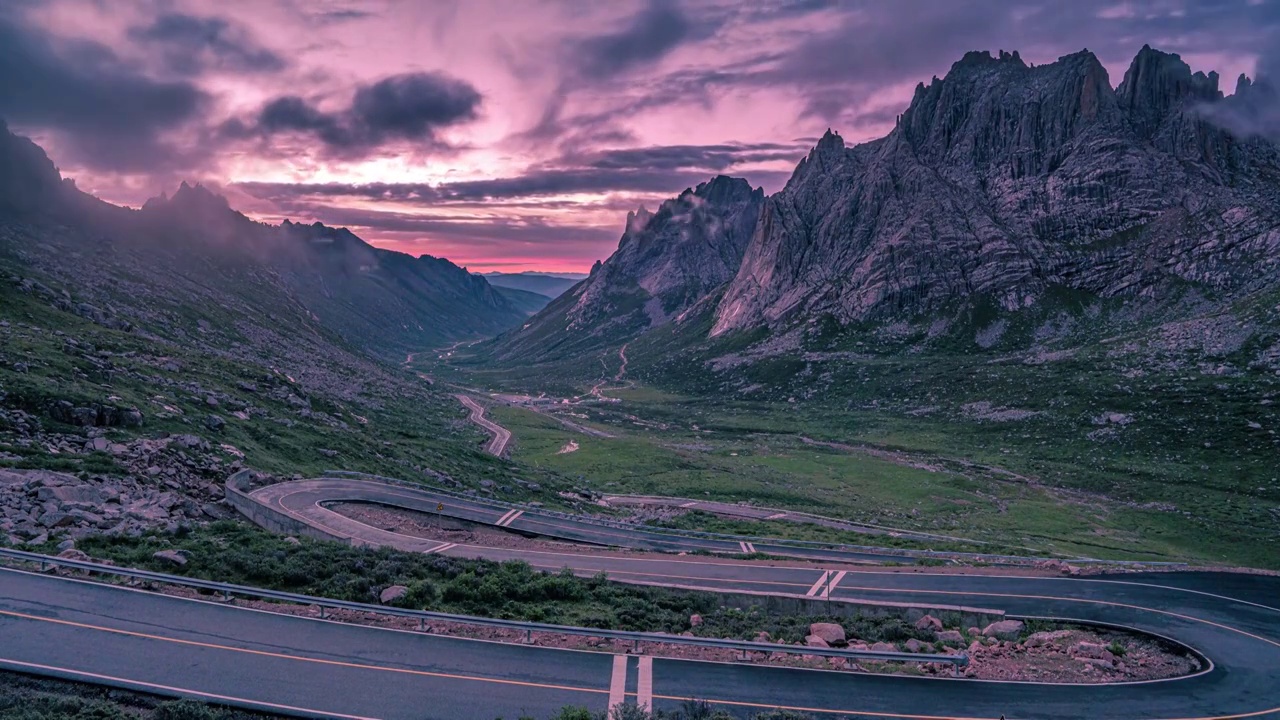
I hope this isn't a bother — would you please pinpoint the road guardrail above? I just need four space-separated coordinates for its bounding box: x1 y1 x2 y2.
0 547 968 672
320 470 936 555
319 470 1159 566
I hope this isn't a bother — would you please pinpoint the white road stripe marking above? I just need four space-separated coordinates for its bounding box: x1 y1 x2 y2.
499 510 524 527
0 658 379 720
427 543 457 555
805 571 832 597
821 570 848 599
494 509 517 526
745 542 756 553
607 655 627 713
739 541 749 553
636 656 653 711
679 501 697 508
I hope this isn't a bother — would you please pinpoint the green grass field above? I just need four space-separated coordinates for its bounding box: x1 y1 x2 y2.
485 387 1278 568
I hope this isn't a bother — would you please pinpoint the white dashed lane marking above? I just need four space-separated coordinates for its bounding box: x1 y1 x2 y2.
805 571 832 597
607 655 627 713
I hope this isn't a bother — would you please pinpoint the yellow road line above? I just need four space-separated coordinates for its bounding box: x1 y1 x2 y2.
649 691 1280 720
0 658 379 720
829 583 1280 650
4 602 1279 719
0 608 609 697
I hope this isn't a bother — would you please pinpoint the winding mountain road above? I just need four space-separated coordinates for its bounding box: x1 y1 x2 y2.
456 394 512 456
3 475 1279 720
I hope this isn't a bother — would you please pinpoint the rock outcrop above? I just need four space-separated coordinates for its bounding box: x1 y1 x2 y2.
712 46 1280 336
488 176 764 362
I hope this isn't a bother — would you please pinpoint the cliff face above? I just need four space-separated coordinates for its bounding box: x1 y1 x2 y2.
489 175 763 361
711 46 1280 336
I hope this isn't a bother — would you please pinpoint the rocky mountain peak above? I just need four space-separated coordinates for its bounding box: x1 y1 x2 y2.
708 43 1280 339
1117 44 1223 138
951 49 1027 72
625 205 653 235
0 119 66 215
169 181 231 211
897 47 1118 170
689 174 759 205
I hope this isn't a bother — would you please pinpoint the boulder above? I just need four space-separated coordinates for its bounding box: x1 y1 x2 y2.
1024 630 1072 648
914 614 943 632
38 510 73 528
805 635 830 648
753 631 771 643
937 630 964 643
1071 641 1113 660
808 622 847 646
689 614 703 627
152 549 188 566
870 642 897 653
87 437 111 452
37 485 102 504
379 585 409 604
904 638 929 653
57 548 91 562
982 620 1025 640
205 414 225 431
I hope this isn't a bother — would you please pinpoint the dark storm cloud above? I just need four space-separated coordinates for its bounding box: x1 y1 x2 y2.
757 0 1280 120
0 12 208 172
523 0 726 144
234 141 801 205
226 72 482 157
127 12 286 76
304 207 617 246
573 0 709 80
535 0 1280 145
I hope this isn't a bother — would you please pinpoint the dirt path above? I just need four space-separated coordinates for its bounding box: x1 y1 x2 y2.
455 394 512 456
590 343 631 398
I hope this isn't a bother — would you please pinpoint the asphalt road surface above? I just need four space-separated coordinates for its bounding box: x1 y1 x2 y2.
250 476 926 566
3 476 1279 719
455 394 512 456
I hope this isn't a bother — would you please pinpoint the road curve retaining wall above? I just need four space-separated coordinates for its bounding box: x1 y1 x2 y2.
225 470 353 544
225 471 1006 625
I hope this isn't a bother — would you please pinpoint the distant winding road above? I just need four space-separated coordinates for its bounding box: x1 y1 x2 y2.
3 475 1279 720
455 394 512 456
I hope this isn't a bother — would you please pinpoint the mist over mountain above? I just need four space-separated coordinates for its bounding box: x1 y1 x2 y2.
0 121 526 360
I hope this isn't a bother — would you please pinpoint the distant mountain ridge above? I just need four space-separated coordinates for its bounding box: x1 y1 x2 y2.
485 45 1280 379
0 122 526 359
481 272 584 299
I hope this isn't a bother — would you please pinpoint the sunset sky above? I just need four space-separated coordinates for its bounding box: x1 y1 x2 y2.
1 0 1274 272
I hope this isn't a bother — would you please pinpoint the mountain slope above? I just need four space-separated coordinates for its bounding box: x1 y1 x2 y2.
493 285 554 314
0 124 526 359
713 47 1280 338
483 272 583 299
486 175 763 362
481 47 1280 381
